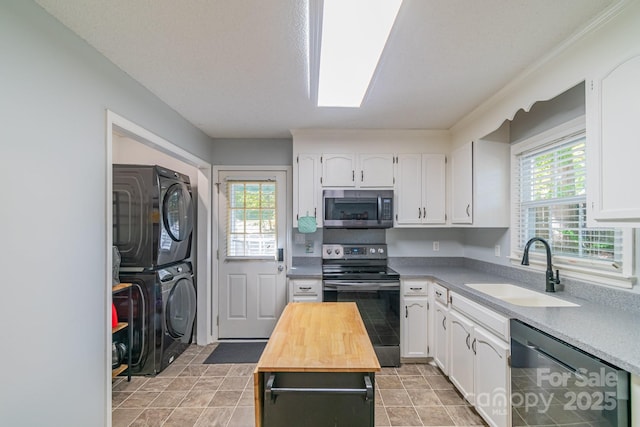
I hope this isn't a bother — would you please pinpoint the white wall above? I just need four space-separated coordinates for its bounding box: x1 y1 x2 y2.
212 138 292 165
0 1 213 426
113 135 200 186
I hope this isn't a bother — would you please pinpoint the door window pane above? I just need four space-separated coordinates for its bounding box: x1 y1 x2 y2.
226 181 277 257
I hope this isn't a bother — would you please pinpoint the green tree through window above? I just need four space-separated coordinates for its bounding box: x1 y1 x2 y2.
227 181 277 257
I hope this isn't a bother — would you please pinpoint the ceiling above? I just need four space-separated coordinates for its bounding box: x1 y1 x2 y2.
35 0 615 139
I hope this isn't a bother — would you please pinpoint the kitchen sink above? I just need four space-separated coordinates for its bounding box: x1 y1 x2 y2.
465 283 580 307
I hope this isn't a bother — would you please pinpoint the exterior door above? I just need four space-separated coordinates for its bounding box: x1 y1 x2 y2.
218 170 287 338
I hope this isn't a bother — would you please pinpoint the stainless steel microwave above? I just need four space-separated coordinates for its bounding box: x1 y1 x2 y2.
322 189 394 228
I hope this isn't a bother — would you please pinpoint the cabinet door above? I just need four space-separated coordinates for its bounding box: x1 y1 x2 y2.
422 154 446 224
449 309 475 404
474 325 510 427
433 300 449 375
395 154 422 225
288 279 321 303
587 55 640 224
402 297 428 358
451 141 473 224
322 154 355 187
359 154 394 187
295 153 321 227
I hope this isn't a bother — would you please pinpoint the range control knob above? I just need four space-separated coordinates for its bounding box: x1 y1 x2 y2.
335 248 341 255
326 248 332 254
369 248 376 254
378 248 385 254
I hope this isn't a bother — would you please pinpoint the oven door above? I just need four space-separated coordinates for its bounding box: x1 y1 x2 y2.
323 281 400 366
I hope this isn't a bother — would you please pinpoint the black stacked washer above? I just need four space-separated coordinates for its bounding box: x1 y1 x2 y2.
113 165 197 375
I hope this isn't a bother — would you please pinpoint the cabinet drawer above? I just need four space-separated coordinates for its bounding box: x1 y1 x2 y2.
291 280 321 295
402 280 428 296
450 292 509 340
432 283 449 305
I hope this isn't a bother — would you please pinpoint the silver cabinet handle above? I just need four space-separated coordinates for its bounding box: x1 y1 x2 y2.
466 333 471 349
442 316 446 330
423 207 426 218
299 287 312 291
361 170 364 182
265 374 373 402
352 170 355 181
418 207 421 218
405 305 408 318
466 204 471 217
435 290 442 297
472 338 477 354
410 287 422 291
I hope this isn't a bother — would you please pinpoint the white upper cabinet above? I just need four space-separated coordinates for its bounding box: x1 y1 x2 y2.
322 153 394 188
359 153 395 187
450 133 510 227
395 154 446 226
322 153 356 187
293 153 322 227
451 142 473 224
292 129 451 228
587 54 640 226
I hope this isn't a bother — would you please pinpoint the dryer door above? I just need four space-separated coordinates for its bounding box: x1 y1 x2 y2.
165 277 197 343
162 183 194 243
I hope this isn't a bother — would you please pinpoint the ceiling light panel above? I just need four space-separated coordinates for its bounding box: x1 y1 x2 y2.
317 0 403 107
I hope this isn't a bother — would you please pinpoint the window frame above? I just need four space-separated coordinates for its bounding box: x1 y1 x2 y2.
510 116 634 288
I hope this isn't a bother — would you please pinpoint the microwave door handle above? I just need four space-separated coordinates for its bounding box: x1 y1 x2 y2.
377 196 382 224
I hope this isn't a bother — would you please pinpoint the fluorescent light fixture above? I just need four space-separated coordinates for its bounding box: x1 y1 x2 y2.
317 0 402 107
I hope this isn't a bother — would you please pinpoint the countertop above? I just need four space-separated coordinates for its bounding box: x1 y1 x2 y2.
287 262 640 376
255 302 381 373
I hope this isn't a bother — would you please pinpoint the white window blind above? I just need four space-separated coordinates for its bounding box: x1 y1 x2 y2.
514 131 626 275
225 180 277 258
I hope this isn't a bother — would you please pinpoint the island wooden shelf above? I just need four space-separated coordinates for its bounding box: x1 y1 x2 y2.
112 282 132 292
111 364 128 378
112 322 128 334
112 282 133 382
254 302 380 427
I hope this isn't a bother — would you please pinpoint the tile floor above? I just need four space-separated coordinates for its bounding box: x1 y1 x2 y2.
112 343 487 427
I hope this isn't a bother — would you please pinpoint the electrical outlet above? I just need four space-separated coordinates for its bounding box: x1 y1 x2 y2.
305 242 314 253
495 244 501 257
433 241 440 251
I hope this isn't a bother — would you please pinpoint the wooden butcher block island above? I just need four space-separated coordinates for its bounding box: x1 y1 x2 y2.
254 302 381 427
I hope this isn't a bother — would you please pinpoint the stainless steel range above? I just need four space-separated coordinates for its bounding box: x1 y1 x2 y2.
322 244 400 367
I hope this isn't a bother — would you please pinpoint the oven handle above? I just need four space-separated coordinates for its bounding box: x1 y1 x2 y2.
377 196 382 224
323 281 400 290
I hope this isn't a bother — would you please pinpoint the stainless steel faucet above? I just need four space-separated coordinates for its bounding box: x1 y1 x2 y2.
521 237 560 292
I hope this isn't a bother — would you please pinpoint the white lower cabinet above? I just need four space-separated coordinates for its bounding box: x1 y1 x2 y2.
288 279 322 303
449 292 510 427
401 280 429 359
473 325 510 427
449 309 475 403
431 283 449 375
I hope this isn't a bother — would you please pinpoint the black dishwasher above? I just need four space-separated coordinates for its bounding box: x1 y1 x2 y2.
510 320 630 426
